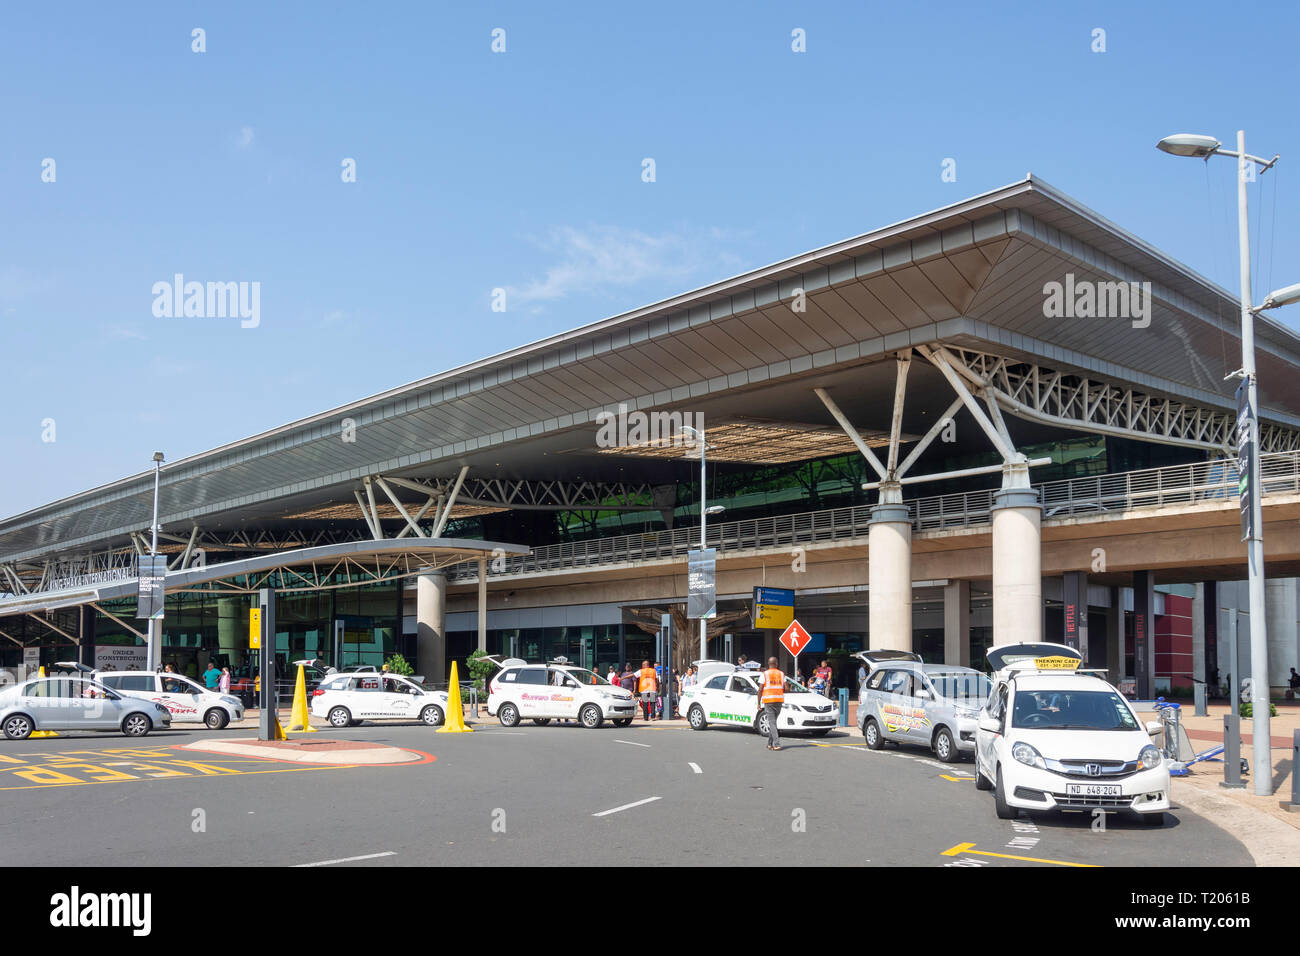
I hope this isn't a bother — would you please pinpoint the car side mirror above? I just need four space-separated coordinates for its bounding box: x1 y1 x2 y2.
916 687 931 700
978 713 1001 734
1145 720 1162 736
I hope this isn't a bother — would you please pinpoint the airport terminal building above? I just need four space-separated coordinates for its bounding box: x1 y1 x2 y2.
3 177 1300 696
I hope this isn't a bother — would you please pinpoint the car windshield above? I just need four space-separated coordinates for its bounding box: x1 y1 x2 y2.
562 668 609 686
928 672 991 705
1011 689 1140 731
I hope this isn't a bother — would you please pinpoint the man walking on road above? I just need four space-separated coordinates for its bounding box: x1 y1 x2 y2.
636 659 659 721
759 657 785 751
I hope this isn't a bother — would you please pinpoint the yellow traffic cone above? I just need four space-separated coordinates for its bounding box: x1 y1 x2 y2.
272 709 287 740
285 663 317 733
436 661 473 733
32 665 58 737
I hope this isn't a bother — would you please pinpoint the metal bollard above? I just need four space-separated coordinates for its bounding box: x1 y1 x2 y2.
838 687 849 726
1221 713 1245 789
1283 730 1299 813
1193 680 1207 717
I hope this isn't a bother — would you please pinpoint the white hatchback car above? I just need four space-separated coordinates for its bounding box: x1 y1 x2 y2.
973 642 1171 825
98 671 244 729
680 661 839 736
487 661 637 728
311 672 451 727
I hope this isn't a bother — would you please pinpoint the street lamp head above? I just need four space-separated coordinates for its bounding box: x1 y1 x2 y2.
1257 282 1300 312
1156 133 1222 158
704 505 726 516
152 451 165 463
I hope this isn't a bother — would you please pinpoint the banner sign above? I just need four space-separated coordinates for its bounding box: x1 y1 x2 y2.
1235 380 1255 541
135 554 167 620
753 587 794 629
687 548 717 620
94 645 148 672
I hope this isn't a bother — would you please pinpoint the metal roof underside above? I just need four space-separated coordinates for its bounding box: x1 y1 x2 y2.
4 176 1300 565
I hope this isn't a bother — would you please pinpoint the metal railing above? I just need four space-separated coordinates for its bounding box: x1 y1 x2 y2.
448 450 1300 582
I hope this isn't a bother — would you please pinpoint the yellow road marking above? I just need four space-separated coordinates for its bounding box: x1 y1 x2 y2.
941 842 1098 867
0 762 357 791
940 774 972 782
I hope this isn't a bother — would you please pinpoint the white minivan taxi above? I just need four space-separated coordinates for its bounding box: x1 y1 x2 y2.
487 659 636 729
311 672 451 727
973 642 1171 825
98 671 244 729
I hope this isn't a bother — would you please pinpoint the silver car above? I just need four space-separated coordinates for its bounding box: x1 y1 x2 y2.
858 663 991 762
0 675 173 739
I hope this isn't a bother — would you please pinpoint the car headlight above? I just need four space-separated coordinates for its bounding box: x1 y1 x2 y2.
955 706 980 718
1137 744 1162 770
221 696 241 707
154 704 169 714
1011 742 1046 769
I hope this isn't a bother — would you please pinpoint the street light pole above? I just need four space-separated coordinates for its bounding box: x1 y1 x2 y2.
696 427 707 663
1157 130 1293 797
148 452 164 670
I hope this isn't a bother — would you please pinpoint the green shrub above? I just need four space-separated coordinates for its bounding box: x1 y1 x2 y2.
465 648 496 695
383 653 414 676
1239 700 1278 718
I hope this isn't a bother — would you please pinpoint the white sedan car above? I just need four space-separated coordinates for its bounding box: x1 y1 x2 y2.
98 671 244 729
311 673 451 728
974 642 1171 825
680 663 839 736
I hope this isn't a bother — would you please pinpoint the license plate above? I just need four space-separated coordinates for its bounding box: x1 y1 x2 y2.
1066 783 1121 797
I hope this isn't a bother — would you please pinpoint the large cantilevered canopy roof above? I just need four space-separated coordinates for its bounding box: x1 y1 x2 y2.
4 175 1300 567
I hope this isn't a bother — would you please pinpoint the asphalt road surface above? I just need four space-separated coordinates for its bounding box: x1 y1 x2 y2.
0 720 1253 867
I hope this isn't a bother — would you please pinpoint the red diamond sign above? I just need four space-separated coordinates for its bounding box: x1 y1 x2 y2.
778 619 813 658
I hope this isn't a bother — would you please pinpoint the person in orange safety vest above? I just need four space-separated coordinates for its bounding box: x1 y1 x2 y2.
636 659 659 721
759 658 785 750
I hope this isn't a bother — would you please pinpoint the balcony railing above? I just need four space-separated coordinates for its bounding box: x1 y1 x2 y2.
448 450 1300 582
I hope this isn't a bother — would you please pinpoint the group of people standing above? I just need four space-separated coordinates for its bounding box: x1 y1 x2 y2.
602 660 704 720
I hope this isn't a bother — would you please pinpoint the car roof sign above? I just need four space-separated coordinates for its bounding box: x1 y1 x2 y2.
985 642 1083 673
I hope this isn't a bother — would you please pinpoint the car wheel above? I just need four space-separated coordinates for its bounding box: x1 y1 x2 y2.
204 708 229 730
688 705 708 731
328 706 352 728
754 711 770 737
420 705 445 727
532 718 551 726
3 714 33 740
580 704 603 729
498 703 520 727
613 718 632 727
863 718 883 750
974 757 993 791
933 727 957 763
994 766 1017 819
122 713 152 738
1142 812 1165 827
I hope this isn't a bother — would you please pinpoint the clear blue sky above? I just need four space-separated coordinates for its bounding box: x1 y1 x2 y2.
2 0 1297 518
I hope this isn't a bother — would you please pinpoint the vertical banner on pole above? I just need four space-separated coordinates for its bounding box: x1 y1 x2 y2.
687 549 717 620
1133 571 1154 699
1063 571 1089 666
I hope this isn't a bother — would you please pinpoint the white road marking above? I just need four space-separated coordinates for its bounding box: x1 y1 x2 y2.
688 762 702 774
614 739 651 748
293 851 396 867
593 796 661 817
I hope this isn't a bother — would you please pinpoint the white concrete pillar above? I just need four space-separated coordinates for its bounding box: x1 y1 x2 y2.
943 580 970 666
477 557 488 654
868 482 912 651
417 570 446 685
1265 578 1298 690
991 461 1042 644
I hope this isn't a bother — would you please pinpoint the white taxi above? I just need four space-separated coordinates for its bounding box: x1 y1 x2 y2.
974 642 1171 825
98 670 244 729
487 659 637 729
310 672 451 727
680 661 839 736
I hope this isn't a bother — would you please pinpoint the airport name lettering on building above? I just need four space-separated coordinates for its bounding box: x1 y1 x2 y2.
595 403 704 450
151 274 261 328
1041 273 1151 329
